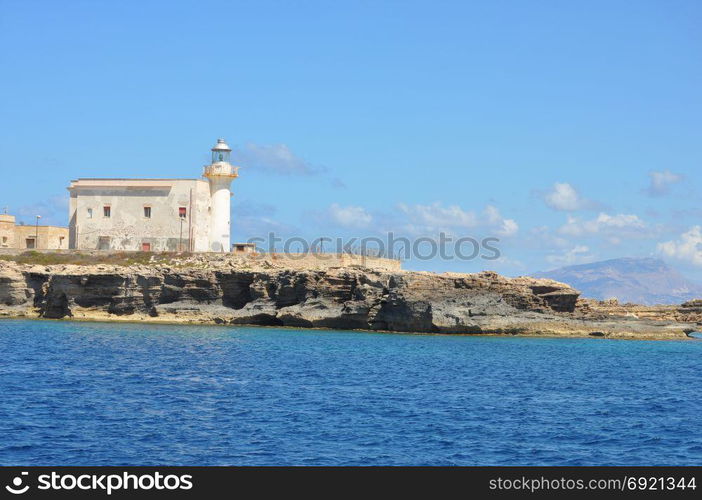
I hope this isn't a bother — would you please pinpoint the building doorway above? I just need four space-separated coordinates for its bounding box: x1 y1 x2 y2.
141 242 151 252
98 236 110 250
25 238 35 249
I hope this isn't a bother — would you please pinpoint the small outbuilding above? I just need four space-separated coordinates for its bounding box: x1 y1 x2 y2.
0 213 68 250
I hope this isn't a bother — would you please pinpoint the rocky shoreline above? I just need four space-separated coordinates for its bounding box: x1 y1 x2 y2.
1 259 699 340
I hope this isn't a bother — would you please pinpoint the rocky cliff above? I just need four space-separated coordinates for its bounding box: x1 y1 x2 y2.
0 260 698 339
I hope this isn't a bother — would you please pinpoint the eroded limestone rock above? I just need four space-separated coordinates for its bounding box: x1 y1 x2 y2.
0 259 695 339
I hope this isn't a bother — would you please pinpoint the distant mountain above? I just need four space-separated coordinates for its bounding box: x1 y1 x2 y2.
533 258 702 305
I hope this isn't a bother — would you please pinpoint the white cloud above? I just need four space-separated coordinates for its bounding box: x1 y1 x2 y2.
498 218 519 237
646 170 682 197
657 226 702 266
558 213 645 237
486 205 519 236
530 226 570 249
397 202 518 236
542 182 597 211
233 143 324 176
545 245 594 266
398 202 478 228
312 202 518 239
329 203 373 229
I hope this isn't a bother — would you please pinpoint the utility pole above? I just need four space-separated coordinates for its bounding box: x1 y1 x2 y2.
179 216 184 253
35 215 41 249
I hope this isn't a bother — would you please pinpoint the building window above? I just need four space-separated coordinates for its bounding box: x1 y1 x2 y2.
26 238 35 249
103 206 111 218
179 207 187 218
142 242 151 252
87 208 93 219
144 206 151 218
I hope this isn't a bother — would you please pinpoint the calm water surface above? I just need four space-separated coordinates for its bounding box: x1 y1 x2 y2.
0 319 700 465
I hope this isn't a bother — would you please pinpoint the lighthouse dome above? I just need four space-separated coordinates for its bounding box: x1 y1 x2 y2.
210 138 232 164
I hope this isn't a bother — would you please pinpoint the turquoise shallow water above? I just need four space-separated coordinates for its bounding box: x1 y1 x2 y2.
0 319 700 465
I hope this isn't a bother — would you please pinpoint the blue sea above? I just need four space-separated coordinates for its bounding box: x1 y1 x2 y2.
0 319 700 466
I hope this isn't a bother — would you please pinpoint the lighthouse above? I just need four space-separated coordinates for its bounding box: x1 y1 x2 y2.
203 138 238 252
67 138 241 253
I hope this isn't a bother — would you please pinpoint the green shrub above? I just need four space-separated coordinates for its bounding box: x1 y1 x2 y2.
0 251 183 267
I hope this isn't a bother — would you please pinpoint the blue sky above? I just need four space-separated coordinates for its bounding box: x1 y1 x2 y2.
1 0 701 277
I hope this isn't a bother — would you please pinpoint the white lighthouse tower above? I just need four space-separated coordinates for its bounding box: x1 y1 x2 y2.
204 138 238 252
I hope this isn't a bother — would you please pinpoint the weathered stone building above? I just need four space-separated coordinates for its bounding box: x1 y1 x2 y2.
0 213 68 250
68 139 239 252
